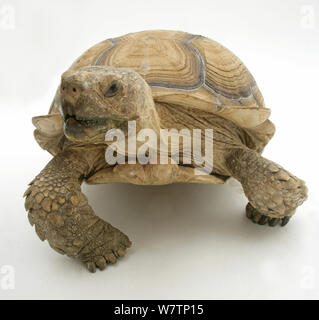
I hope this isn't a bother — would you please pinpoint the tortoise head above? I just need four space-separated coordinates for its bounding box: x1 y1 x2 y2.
60 66 157 143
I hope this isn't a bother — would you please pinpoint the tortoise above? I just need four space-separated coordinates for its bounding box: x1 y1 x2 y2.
24 30 307 272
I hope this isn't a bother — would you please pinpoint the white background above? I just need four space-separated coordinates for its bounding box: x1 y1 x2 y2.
0 0 318 299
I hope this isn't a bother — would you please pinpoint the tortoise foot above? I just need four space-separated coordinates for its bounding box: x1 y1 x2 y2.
79 221 132 273
227 149 307 221
246 203 291 227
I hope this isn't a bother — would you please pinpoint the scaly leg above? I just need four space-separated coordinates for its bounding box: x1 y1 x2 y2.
226 148 307 226
24 150 131 272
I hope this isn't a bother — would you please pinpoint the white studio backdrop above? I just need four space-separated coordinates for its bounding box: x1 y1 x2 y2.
0 0 318 299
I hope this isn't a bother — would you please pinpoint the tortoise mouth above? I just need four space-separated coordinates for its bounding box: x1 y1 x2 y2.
62 100 110 129
62 100 132 142
64 113 129 143
64 114 108 128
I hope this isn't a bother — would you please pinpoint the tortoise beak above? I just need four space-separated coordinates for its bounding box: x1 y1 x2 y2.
63 108 130 143
60 84 133 143
64 117 108 142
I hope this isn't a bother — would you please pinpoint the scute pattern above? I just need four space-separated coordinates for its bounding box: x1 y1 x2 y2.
94 34 203 90
191 36 264 107
90 30 265 110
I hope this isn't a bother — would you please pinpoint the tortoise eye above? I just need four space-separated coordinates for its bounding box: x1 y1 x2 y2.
105 82 119 97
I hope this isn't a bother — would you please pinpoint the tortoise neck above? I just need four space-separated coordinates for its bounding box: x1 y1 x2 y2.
136 85 161 135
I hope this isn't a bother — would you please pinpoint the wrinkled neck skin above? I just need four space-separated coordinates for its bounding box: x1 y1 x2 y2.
106 85 163 157
135 85 161 138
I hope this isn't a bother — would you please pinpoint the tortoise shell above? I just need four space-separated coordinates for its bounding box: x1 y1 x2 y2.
63 30 270 127
36 30 275 155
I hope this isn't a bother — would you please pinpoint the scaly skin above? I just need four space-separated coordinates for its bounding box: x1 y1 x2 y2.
27 64 308 272
226 148 308 226
24 150 131 272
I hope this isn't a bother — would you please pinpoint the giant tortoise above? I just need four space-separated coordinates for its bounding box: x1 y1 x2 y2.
24 30 307 272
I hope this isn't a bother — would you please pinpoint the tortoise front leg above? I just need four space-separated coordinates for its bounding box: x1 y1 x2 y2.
24 150 131 272
226 148 307 226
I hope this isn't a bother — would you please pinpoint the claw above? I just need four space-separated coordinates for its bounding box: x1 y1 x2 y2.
268 218 279 227
105 253 117 264
95 257 107 270
246 202 292 228
86 261 96 273
281 216 291 227
117 248 126 257
258 215 268 225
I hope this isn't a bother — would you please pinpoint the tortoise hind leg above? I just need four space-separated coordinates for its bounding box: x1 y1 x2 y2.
226 148 307 227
